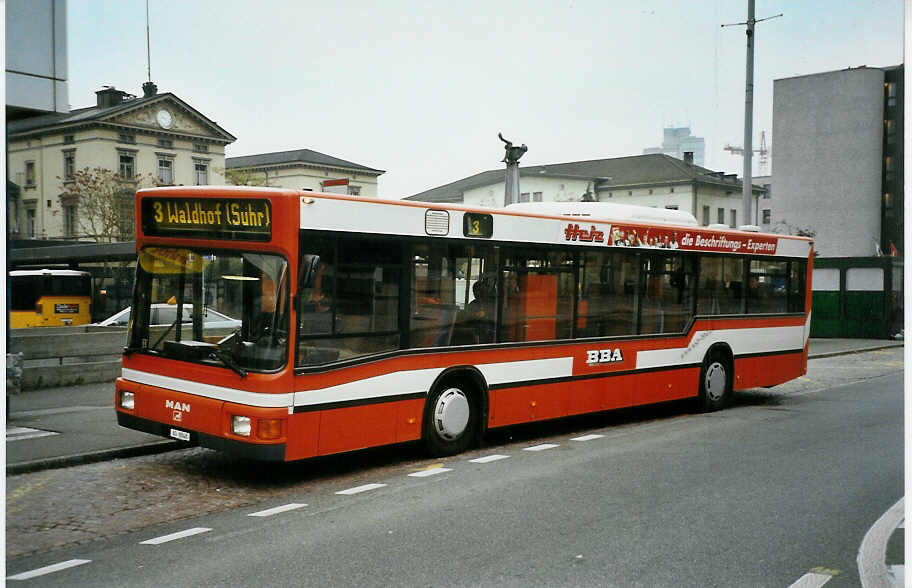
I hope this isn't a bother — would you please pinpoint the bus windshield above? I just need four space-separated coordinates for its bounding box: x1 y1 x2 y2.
128 246 289 372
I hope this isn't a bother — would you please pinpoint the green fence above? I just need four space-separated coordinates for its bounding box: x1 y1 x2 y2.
811 257 902 339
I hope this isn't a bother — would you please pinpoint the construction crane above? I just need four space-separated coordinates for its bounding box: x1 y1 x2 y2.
724 130 769 176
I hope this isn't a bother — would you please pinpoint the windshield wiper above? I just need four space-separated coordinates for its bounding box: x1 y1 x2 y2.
209 348 247 378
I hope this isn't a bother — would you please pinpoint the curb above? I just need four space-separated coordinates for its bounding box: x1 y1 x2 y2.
6 440 184 476
809 342 904 360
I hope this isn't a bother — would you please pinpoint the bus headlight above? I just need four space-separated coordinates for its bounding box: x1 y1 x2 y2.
231 415 252 437
119 390 135 410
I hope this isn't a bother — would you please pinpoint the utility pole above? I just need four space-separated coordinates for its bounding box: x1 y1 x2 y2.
723 1 781 227
499 133 527 206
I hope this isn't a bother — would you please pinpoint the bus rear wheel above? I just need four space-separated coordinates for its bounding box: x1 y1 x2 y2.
698 350 732 412
424 379 478 456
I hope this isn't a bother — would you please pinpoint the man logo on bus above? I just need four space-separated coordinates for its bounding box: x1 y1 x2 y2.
586 348 623 365
165 399 191 413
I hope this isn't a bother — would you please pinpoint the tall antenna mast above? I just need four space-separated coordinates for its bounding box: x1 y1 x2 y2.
146 0 151 82
723 1 781 226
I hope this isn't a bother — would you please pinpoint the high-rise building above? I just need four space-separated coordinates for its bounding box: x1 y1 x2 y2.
771 65 903 258
643 127 705 167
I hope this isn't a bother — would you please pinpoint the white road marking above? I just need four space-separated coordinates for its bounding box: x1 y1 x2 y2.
469 454 510 463
858 497 904 588
788 572 833 588
336 483 387 495
524 443 559 452
247 503 307 517
140 527 212 545
408 467 452 478
8 559 91 581
6 426 59 441
571 434 605 442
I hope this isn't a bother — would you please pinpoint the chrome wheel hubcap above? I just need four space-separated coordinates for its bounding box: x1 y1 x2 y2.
433 388 470 441
705 362 726 402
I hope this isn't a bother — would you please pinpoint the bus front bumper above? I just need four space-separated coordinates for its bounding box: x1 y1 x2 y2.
116 411 287 461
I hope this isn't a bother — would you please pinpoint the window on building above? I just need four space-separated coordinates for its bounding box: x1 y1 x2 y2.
193 143 209 153
63 134 75 145
886 82 897 107
157 138 173 148
157 157 174 184
118 133 135 144
762 184 772 199
648 189 653 195
702 205 710 226
119 152 135 179
533 192 543 202
347 185 361 196
63 204 77 238
25 161 35 187
608 192 613 198
730 209 737 228
628 191 633 196
25 208 36 238
670 187 675 193
63 150 76 181
194 160 208 185
717 208 725 224
519 192 530 203
762 209 771 224
665 205 678 210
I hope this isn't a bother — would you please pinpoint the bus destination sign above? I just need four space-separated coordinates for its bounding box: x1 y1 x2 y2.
142 198 272 241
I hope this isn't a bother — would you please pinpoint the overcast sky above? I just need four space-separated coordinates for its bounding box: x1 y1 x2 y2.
67 0 903 198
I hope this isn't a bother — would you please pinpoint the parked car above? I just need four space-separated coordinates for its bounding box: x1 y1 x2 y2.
95 304 241 329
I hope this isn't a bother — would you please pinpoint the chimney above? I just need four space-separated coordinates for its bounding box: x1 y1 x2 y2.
683 151 694 165
95 86 130 108
142 81 158 97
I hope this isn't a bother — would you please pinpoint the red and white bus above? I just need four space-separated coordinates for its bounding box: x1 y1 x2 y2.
115 186 813 460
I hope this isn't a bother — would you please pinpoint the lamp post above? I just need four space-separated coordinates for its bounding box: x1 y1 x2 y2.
499 133 527 206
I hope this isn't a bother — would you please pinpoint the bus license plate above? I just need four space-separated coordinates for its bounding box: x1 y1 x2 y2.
170 428 190 442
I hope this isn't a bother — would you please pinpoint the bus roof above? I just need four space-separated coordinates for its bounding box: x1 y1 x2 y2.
9 269 91 277
506 201 699 227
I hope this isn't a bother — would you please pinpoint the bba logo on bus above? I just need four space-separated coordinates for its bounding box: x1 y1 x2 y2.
586 348 623 365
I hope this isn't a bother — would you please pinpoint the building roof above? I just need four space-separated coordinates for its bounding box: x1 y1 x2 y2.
406 153 755 203
6 91 237 143
225 149 385 175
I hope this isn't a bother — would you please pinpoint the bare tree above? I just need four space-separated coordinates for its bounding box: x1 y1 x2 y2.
218 166 269 187
59 167 153 243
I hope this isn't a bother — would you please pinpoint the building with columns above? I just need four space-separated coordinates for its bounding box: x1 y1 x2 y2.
7 84 236 241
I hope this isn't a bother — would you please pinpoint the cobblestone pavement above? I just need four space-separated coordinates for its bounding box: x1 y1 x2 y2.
6 348 904 561
6 441 424 559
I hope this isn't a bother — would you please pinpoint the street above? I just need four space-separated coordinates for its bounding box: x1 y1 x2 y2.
6 347 904 586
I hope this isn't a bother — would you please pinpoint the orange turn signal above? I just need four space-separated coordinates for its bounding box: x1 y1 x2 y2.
257 418 282 440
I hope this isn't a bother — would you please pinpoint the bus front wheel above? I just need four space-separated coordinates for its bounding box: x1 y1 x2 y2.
698 350 732 412
423 379 478 456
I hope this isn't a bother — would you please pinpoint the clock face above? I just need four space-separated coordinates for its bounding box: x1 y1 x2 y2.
156 109 173 129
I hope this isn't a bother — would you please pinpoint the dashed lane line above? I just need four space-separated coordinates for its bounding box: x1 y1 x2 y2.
571 434 605 442
408 467 452 478
6 426 59 442
140 527 212 545
8 559 91 581
247 503 307 517
335 483 387 495
469 454 510 463
524 443 559 452
788 571 834 588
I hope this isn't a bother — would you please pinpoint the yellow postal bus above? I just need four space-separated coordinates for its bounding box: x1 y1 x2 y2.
9 269 93 328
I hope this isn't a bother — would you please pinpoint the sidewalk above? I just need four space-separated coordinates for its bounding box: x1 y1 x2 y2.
6 338 903 475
